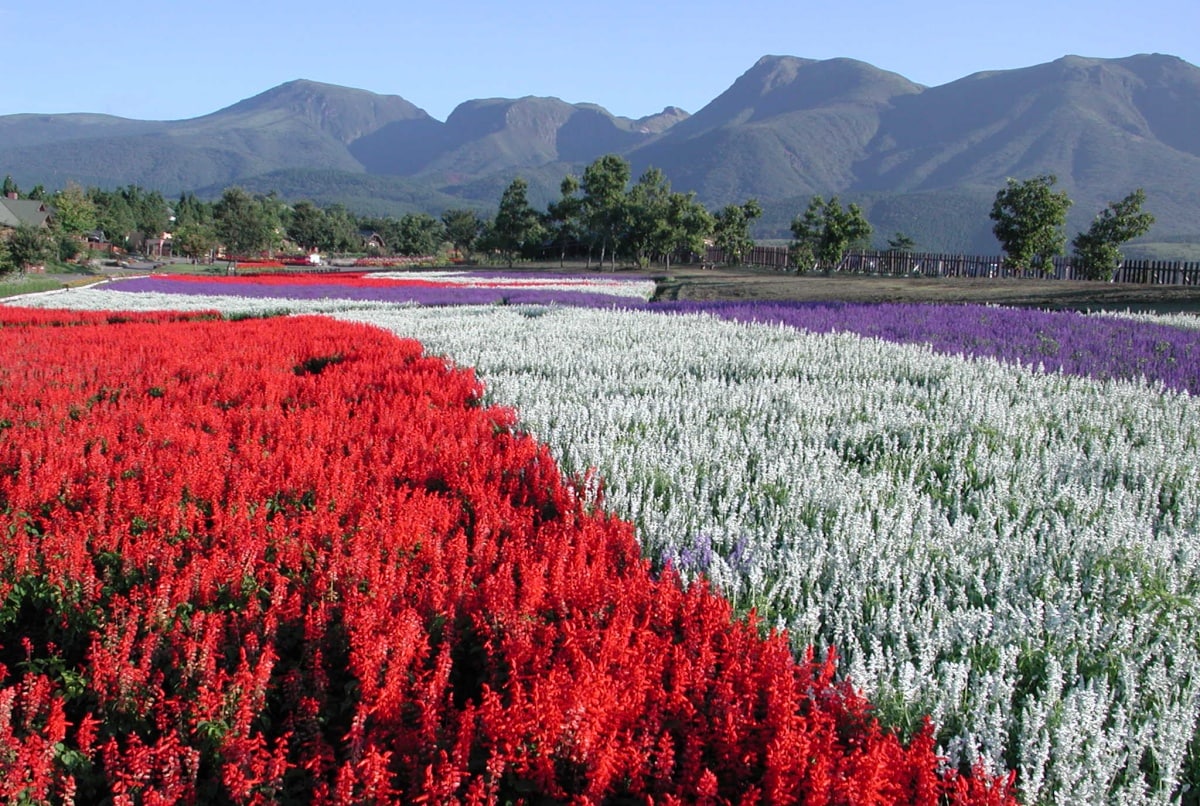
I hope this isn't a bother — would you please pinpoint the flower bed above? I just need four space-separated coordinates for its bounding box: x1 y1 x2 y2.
652 300 1200 395
353 255 436 267
7 279 1200 802
0 310 1011 803
100 271 658 306
326 305 1200 805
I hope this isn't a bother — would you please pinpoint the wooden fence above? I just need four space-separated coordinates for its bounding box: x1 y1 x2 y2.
705 246 1200 286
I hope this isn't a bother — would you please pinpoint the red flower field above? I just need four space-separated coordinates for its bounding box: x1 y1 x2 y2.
0 309 1015 803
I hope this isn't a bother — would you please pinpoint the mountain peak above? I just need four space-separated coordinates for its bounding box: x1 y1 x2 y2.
634 106 690 133
673 54 922 137
207 79 431 144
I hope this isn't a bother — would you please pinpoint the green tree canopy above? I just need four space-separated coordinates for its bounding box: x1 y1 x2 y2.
172 222 218 262
713 199 763 266
581 155 631 270
323 204 359 253
89 189 136 248
789 196 872 271
1071 189 1155 281
391 212 444 256
50 182 97 237
543 176 583 267
120 186 171 237
174 192 212 229
990 175 1072 273
441 208 484 261
287 200 333 252
624 168 673 268
484 177 544 267
214 187 279 256
664 191 713 269
3 225 54 271
887 232 916 253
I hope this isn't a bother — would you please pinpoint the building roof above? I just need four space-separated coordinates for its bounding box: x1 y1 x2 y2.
0 198 53 228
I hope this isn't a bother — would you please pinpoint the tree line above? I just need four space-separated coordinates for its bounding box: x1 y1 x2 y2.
1 167 1154 281
0 179 458 272
0 159 763 272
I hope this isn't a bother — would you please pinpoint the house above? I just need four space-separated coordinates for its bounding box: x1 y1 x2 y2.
358 229 387 252
130 230 173 258
86 229 121 256
0 196 53 230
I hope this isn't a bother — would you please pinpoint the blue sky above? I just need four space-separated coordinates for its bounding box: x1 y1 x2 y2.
2 0 1197 122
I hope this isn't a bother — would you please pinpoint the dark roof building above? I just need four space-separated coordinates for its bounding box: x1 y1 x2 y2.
0 198 53 229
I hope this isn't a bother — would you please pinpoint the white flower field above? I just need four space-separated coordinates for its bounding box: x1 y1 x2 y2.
10 282 1200 804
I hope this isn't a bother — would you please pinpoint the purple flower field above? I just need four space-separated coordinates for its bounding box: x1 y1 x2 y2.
651 300 1200 395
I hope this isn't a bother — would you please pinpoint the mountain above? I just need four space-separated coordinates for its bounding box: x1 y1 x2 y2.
349 96 686 179
2 54 1199 253
0 79 431 192
847 54 1200 246
627 56 923 202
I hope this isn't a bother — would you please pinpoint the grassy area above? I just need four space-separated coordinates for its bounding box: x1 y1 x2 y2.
0 272 106 297
0 273 71 298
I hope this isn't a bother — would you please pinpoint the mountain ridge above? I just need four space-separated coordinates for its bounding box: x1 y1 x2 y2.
1 52 1197 253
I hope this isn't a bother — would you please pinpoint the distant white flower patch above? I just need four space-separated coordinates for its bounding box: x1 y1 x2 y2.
1092 308 1200 330
374 270 657 300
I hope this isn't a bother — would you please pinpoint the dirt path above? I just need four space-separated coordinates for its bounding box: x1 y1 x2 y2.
647 265 1200 313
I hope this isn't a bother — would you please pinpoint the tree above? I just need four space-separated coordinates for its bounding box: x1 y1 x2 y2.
323 204 359 253
392 213 445 256
624 168 673 268
441 208 484 261
1 175 18 198
484 177 543 267
50 182 97 237
887 232 916 253
664 191 713 269
543 177 583 267
56 232 82 263
789 196 872 272
172 222 218 262
581 155 631 270
1071 189 1155 281
90 189 137 250
712 199 763 266
990 175 1072 273
787 198 825 272
287 200 332 252
3 225 53 271
174 192 212 229
213 187 277 256
123 186 171 237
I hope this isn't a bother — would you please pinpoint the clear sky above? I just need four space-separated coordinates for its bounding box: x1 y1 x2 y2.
2 0 1197 122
